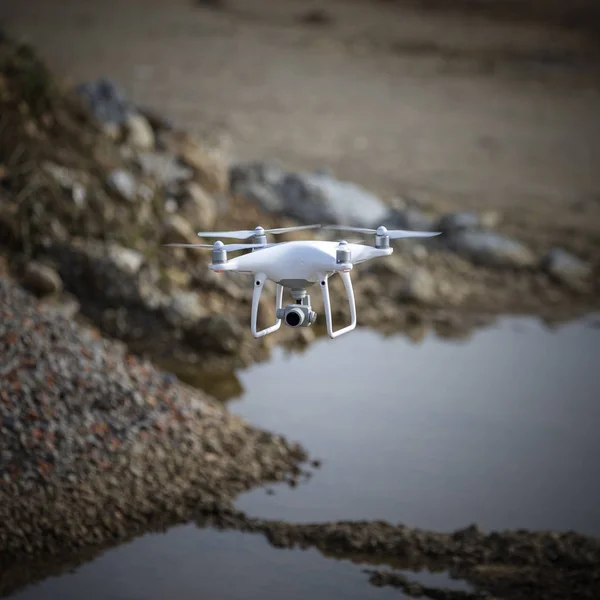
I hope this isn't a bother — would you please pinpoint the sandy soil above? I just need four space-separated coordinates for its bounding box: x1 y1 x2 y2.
1 0 599 242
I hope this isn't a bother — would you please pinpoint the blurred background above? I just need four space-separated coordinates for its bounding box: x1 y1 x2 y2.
1 1 599 599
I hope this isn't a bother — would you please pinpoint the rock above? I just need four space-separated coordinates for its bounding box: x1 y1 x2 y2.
22 261 63 296
165 198 178 213
541 248 592 289
161 215 198 245
106 244 145 275
135 152 193 189
446 231 536 268
164 290 207 328
74 78 134 125
179 183 218 230
102 122 121 141
173 134 229 194
229 161 389 226
398 268 436 304
39 291 81 319
124 114 155 150
107 169 137 202
278 171 389 226
185 315 244 354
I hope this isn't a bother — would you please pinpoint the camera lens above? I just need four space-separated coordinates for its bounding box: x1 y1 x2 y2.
285 308 303 327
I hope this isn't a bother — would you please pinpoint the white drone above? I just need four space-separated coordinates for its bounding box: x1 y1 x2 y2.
166 224 440 339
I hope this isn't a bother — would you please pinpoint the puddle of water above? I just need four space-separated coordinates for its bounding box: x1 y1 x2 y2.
6 315 600 599
233 316 600 535
8 525 451 600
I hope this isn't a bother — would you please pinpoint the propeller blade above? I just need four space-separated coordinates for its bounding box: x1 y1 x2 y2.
164 243 269 251
388 230 442 239
265 224 322 234
323 225 441 239
322 225 376 234
196 230 257 240
197 224 322 239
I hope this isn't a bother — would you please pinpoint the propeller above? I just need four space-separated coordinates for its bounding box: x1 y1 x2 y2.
323 225 441 239
197 224 321 240
164 242 273 251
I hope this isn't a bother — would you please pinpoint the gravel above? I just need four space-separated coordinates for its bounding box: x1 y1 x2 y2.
0 275 310 565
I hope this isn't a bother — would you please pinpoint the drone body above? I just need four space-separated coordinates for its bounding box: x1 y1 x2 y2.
166 224 440 339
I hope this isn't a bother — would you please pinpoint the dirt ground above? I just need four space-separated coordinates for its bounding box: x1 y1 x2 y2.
1 0 599 244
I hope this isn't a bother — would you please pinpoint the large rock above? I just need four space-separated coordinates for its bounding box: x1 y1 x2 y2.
229 161 389 226
541 248 592 289
445 230 536 268
281 171 389 226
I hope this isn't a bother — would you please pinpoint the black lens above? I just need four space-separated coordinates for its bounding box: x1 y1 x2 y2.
285 310 302 327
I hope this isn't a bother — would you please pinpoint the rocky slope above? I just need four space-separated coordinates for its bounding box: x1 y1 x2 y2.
0 273 313 576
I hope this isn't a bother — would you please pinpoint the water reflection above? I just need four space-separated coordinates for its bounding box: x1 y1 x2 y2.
156 359 245 401
233 316 600 535
8 525 464 600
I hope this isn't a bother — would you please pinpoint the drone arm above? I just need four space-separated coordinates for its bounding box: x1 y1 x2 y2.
318 271 357 339
251 272 283 338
